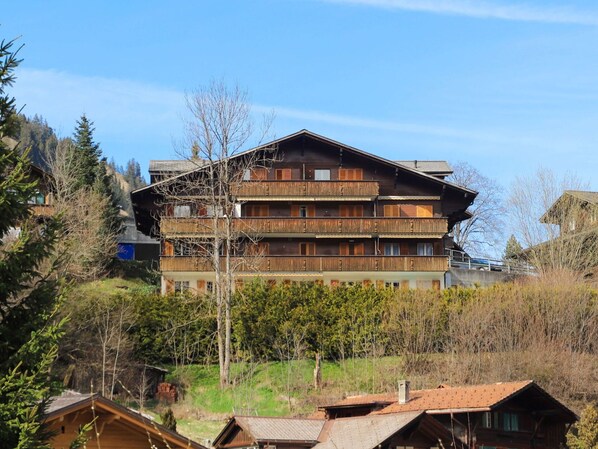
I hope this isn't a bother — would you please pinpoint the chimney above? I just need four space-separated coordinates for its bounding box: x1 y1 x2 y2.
398 380 410 404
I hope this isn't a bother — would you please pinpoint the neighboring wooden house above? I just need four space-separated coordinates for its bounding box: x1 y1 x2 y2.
132 130 476 292
541 190 598 235
321 380 577 449
213 412 464 449
212 380 576 449
45 391 205 449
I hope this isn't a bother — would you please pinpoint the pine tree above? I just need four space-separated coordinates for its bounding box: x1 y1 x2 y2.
160 408 177 432
503 234 523 261
567 404 598 449
0 35 64 449
72 114 101 188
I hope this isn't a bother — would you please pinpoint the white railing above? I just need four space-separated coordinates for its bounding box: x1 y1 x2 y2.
445 249 535 274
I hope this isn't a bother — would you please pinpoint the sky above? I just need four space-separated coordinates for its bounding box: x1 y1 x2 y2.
4 0 598 197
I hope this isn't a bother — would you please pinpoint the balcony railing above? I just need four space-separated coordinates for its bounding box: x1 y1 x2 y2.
160 255 448 273
161 217 448 237
234 181 379 198
30 204 55 217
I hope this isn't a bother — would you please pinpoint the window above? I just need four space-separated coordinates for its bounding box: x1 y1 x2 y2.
339 168 363 180
174 205 191 218
206 281 214 293
340 205 363 217
384 243 400 256
291 205 315 217
174 281 189 293
314 169 331 181
174 240 192 256
503 413 519 432
385 281 401 289
340 242 364 255
482 412 492 429
417 243 434 256
299 242 316 255
416 204 434 217
28 192 45 205
275 168 292 180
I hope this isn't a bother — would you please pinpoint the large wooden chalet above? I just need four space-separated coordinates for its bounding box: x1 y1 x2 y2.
132 130 476 293
213 380 577 449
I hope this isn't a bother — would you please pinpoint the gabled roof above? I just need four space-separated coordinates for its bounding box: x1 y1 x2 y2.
541 190 598 224
314 411 424 449
45 391 206 449
149 159 207 174
213 415 326 446
132 129 477 197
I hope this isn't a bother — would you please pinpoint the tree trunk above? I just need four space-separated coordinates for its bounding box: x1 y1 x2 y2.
313 352 322 390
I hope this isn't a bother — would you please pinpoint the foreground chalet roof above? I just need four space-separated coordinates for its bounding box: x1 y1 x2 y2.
46 391 206 449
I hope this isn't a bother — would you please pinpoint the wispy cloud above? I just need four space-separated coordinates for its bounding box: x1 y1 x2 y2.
257 104 501 142
321 0 598 26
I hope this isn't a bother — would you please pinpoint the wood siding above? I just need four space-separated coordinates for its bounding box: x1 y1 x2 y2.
161 217 448 237
161 255 448 272
234 180 379 198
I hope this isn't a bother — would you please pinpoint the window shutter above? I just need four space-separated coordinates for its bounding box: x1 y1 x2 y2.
401 280 410 290
251 168 268 180
400 204 417 217
307 205 316 217
291 205 300 217
340 205 348 217
355 243 365 255
416 205 433 217
400 242 410 255
276 168 292 180
165 279 174 294
197 280 206 292
260 205 269 216
339 242 349 256
384 205 400 217
375 280 385 289
432 280 441 290
164 241 174 256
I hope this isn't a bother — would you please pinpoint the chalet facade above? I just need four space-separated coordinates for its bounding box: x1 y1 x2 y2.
213 380 576 449
45 391 205 449
132 130 476 293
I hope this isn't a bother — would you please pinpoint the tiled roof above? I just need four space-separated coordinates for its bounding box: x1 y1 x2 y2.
325 392 396 408
46 391 93 415
395 160 453 175
235 416 326 443
314 411 423 449
374 381 533 414
149 159 206 174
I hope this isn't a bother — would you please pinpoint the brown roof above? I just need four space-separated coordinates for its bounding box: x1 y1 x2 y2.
565 190 598 205
46 391 206 449
324 392 396 408
234 416 326 443
374 381 533 414
314 411 423 449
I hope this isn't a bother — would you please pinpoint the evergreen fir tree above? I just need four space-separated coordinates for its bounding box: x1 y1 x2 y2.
160 408 177 432
503 234 524 261
72 114 101 188
0 35 64 449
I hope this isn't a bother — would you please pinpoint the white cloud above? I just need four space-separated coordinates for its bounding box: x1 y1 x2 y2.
321 0 598 26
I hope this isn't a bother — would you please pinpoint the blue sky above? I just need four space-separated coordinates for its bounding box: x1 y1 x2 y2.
4 0 598 195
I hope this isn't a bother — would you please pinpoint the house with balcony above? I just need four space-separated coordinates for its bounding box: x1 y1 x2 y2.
212 381 576 449
131 130 476 293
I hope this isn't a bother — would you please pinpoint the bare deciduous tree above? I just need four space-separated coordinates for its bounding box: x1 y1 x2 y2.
448 161 505 254
508 168 597 276
157 81 275 387
44 139 118 280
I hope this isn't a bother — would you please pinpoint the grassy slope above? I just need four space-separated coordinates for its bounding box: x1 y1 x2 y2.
156 357 406 445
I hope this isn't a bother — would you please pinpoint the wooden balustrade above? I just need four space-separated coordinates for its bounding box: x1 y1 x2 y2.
30 204 55 217
160 256 448 272
161 217 448 236
234 181 379 197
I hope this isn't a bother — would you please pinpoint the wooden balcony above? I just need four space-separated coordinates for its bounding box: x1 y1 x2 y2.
161 217 448 238
30 204 55 217
234 181 379 199
160 255 449 273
